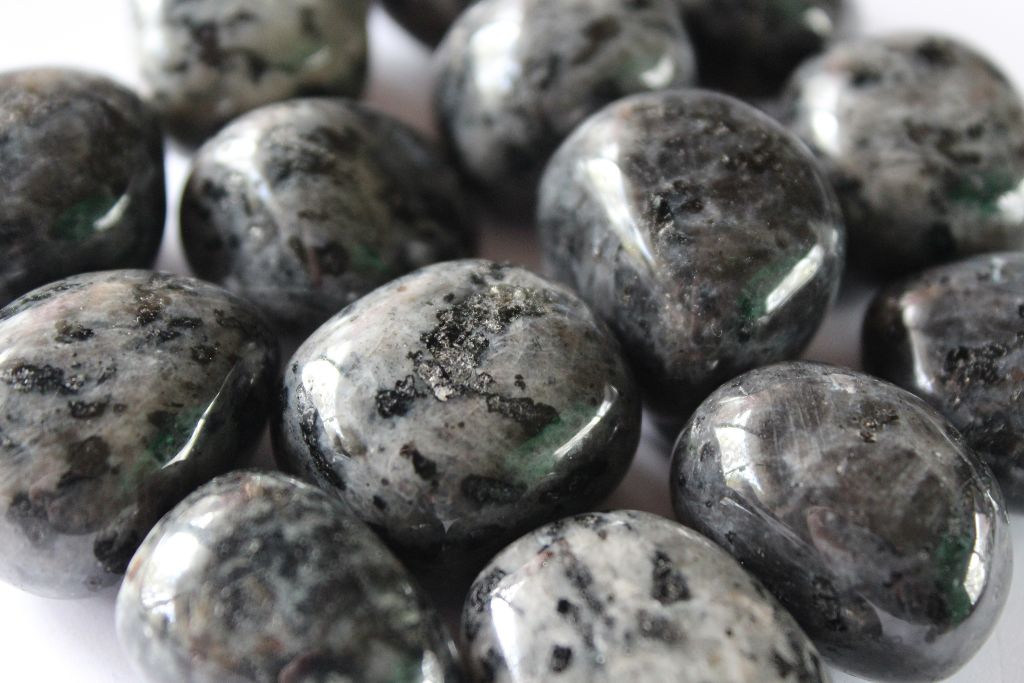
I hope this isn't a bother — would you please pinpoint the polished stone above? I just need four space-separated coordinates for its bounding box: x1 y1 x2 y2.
671 361 1012 681
0 271 278 598
463 510 828 683
382 0 474 45
181 98 474 335
538 90 844 419
0 68 165 307
783 34 1024 273
864 252 1024 503
117 471 464 683
273 260 641 572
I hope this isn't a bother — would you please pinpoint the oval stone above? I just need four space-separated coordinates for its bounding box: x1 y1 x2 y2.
0 271 278 598
670 361 1012 681
0 68 165 307
863 252 1024 503
538 90 844 420
181 98 474 335
381 0 474 45
117 471 464 683
273 260 641 572
463 510 829 683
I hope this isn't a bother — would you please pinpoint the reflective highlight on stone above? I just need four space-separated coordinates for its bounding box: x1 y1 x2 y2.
382 0 474 45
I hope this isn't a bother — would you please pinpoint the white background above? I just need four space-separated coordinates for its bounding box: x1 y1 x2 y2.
0 1 1022 681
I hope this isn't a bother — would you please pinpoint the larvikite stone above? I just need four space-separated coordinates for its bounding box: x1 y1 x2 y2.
0 271 278 598
864 252 1024 503
181 98 474 335
783 34 1024 273
273 260 641 572
434 0 696 200
671 361 1012 682
117 471 464 683
382 0 474 45
463 510 829 683
538 90 844 420
132 0 369 139
0 68 165 307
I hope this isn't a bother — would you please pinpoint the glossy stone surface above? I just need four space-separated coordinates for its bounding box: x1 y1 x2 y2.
783 34 1024 273
671 362 1012 682
538 90 844 419
274 260 641 572
435 0 696 200
0 68 165 307
117 471 463 683
132 0 369 138
0 271 278 598
463 510 828 683
864 253 1024 504
382 0 474 45
181 98 474 335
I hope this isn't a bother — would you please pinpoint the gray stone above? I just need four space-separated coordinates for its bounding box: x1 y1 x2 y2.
181 98 474 335
538 90 844 420
0 68 165 307
382 0 474 45
0 271 278 598
670 361 1013 682
273 260 641 572
463 510 829 683
116 470 464 683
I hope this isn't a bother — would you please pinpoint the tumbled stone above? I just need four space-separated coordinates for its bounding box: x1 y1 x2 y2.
538 90 844 419
117 471 463 683
273 260 641 572
463 510 828 683
0 271 278 598
381 0 474 45
0 68 165 307
132 0 369 138
671 361 1012 681
864 252 1024 503
783 34 1024 273
435 0 696 201
181 98 474 335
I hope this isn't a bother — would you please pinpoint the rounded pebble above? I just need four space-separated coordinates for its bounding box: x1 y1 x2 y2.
382 0 474 45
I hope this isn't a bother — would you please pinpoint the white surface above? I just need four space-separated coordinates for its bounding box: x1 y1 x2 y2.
0 2 1022 682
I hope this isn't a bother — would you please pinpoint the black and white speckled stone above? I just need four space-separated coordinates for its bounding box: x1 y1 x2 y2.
783 34 1024 273
117 471 463 683
0 271 278 598
0 68 165 307
181 98 474 335
864 252 1024 504
538 90 844 420
273 260 641 572
382 0 474 45
132 0 369 139
463 510 828 683
434 0 696 200
670 361 1012 682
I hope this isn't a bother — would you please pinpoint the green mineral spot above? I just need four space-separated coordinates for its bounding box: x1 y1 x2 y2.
949 171 1017 216
932 532 975 626
52 195 119 241
352 244 392 275
146 405 207 465
739 250 806 321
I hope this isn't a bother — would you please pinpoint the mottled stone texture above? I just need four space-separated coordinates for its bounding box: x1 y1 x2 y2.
538 90 844 420
463 510 829 683
132 0 369 138
671 362 1012 682
864 252 1024 503
181 98 474 335
783 34 1024 273
0 68 165 307
382 0 474 45
0 271 278 598
434 0 695 200
274 260 641 573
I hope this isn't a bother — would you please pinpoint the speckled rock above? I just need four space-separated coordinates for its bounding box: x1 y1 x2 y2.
434 0 696 200
0 271 278 598
864 253 1024 504
538 90 844 420
783 34 1024 273
117 471 463 683
463 510 829 683
382 0 474 45
132 0 369 138
0 68 165 307
181 98 474 335
671 361 1012 682
273 260 641 572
